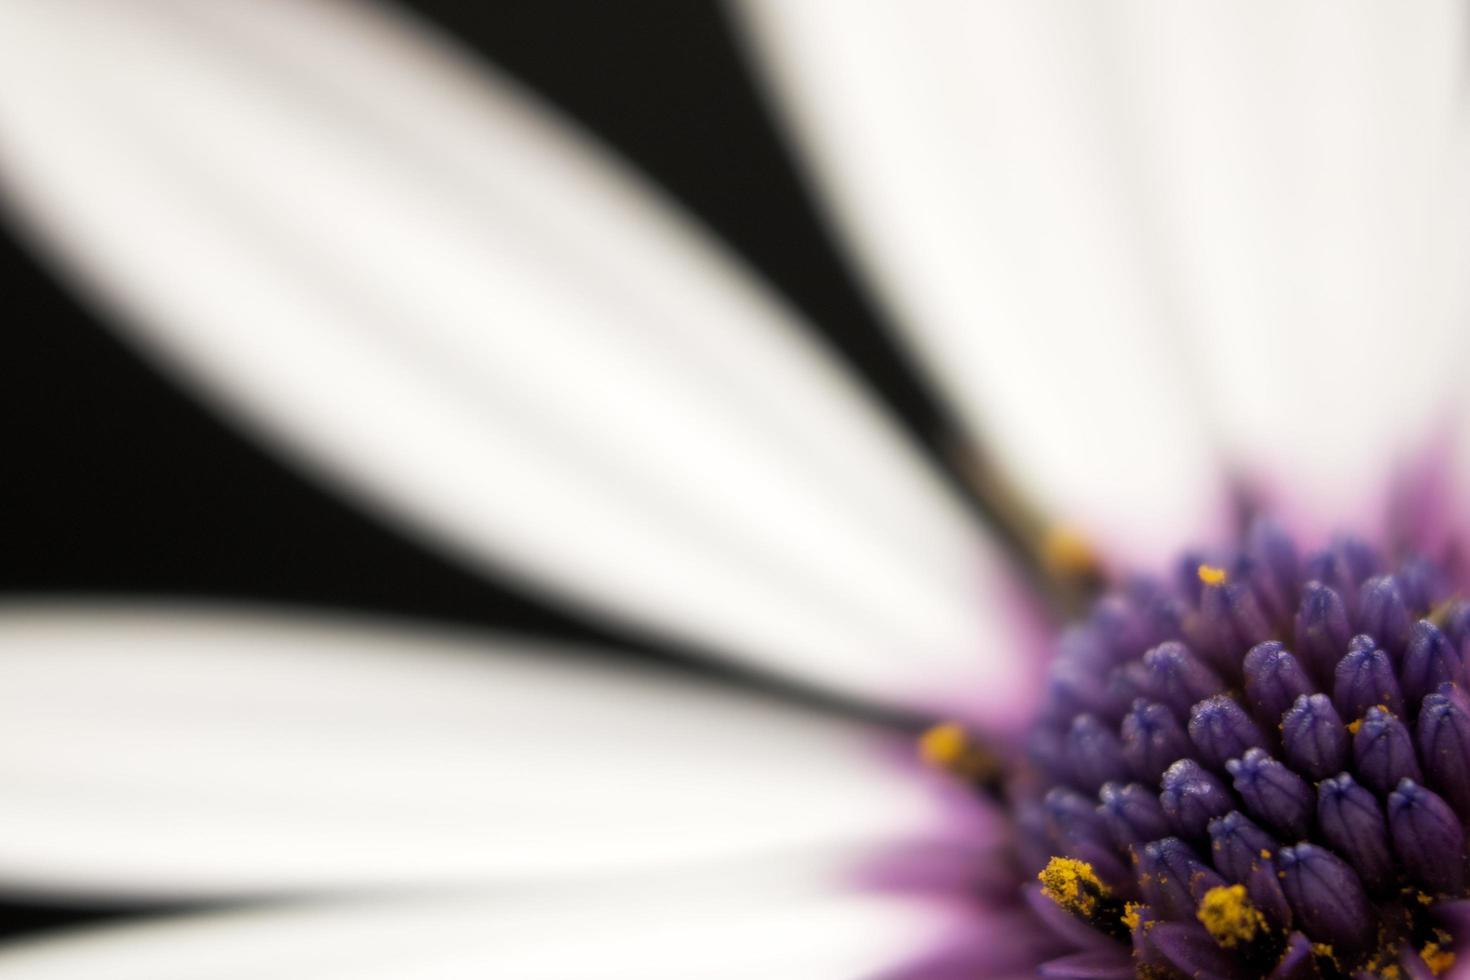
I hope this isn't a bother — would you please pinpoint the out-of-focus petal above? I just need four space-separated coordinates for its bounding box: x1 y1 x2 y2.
740 0 1470 549
738 1 1229 564
0 604 992 901
1111 1 1470 534
0 0 1038 720
0 886 1015 980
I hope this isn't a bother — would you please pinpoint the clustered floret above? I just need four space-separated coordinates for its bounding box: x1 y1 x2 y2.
1016 521 1470 978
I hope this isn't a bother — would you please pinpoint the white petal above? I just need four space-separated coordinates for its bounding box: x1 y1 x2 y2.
738 1 1229 562
742 0 1470 545
1111 1 1470 534
0 604 991 901
0 0 1035 719
0 884 1002 980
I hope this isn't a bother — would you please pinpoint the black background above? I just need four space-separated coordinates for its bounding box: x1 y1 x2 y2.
0 3 969 940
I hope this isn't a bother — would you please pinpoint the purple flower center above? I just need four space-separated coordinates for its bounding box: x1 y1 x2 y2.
1011 520 1470 977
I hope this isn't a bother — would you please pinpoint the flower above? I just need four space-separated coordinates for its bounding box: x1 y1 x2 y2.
1008 525 1470 976
0 0 1466 976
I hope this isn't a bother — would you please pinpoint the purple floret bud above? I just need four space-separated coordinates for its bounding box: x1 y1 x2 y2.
1416 688 1470 815
1014 801 1053 879
1123 573 1183 626
1226 748 1312 839
1304 535 1381 613
1196 580 1274 671
1293 582 1352 683
1387 779 1465 895
1045 641 1122 722
1244 860 1294 931
1271 931 1318 980
1243 641 1316 729
1334 537 1375 590
1352 705 1422 797
1188 695 1267 771
1355 575 1412 654
1395 555 1444 613
1097 781 1169 848
1316 772 1393 892
1175 549 1212 605
1276 843 1375 959
1332 636 1403 722
1159 758 1234 842
1065 713 1130 792
1086 595 1152 665
1145 922 1244 980
1245 517 1300 623
1120 699 1192 784
1043 787 1129 886
1400 620 1462 709
1336 536 1381 583
1301 552 1337 594
1136 641 1225 720
1025 725 1069 782
1440 598 1470 652
1136 837 1225 921
1280 693 1348 781
1207 809 1279 884
1042 786 1110 849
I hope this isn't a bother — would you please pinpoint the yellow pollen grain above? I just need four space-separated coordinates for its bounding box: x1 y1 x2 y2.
1197 564 1228 586
1121 903 1142 932
1429 597 1463 629
917 723 999 782
1041 525 1100 580
1196 884 1265 949
1421 942 1456 976
1039 857 1107 919
1347 717 1364 735
918 722 966 767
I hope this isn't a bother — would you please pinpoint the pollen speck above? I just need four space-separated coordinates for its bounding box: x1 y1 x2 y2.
917 722 998 782
1421 942 1455 975
1042 525 1100 580
918 722 965 766
1039 857 1107 918
1197 564 1228 586
1121 903 1142 931
1196 884 1265 948
1429 598 1461 628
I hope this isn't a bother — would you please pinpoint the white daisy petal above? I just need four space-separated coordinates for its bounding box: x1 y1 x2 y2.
0 604 990 901
0 0 1034 718
743 1 1470 545
1113 1 1470 534
738 1 1230 563
0 884 1004 980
